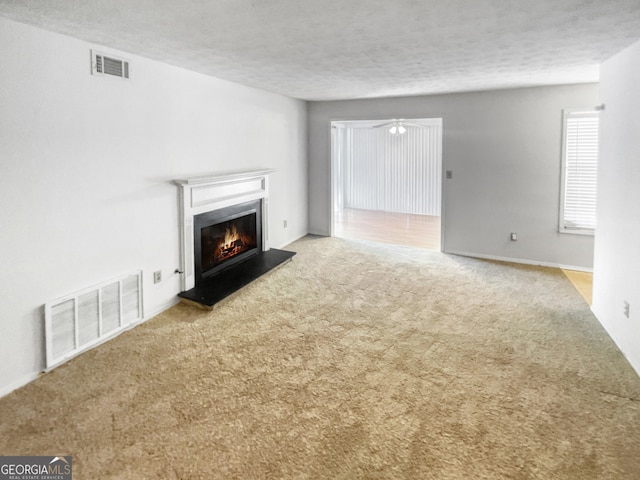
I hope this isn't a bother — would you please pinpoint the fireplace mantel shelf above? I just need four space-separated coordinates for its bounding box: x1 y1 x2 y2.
174 169 275 186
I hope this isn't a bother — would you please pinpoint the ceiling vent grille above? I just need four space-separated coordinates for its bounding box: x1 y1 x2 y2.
91 50 130 79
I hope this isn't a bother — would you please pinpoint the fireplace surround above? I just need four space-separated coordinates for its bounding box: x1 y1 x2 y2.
194 199 261 282
175 170 294 308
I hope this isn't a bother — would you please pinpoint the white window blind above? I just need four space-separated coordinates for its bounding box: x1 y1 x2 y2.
560 110 599 234
336 120 443 216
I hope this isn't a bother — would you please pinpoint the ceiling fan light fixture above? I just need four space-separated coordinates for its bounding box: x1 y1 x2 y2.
389 122 406 135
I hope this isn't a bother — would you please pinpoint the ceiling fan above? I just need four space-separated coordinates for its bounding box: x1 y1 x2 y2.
372 119 425 135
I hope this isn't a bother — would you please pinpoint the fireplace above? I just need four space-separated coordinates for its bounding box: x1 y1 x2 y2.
175 170 295 309
194 200 262 284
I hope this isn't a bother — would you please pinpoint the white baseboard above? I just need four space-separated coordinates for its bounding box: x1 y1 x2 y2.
143 297 181 321
0 372 42 399
445 250 593 273
0 297 181 399
273 232 308 250
591 305 640 378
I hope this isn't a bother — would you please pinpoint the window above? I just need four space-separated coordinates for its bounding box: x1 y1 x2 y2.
559 110 600 235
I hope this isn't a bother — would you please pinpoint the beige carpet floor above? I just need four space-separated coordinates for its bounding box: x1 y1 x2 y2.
1 235 639 479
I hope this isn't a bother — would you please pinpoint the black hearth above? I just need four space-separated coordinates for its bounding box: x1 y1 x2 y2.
179 199 295 309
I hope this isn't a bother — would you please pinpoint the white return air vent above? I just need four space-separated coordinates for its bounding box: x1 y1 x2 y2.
91 50 130 79
44 271 143 370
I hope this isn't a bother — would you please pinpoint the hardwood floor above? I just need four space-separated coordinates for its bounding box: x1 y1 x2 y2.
335 209 592 305
562 269 593 305
334 208 441 251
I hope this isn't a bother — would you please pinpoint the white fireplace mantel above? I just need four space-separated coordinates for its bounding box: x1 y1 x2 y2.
175 169 274 291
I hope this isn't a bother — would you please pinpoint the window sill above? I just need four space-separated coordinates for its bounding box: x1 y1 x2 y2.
559 228 595 236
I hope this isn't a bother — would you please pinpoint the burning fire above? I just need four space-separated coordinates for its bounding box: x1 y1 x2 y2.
224 225 238 248
219 224 245 258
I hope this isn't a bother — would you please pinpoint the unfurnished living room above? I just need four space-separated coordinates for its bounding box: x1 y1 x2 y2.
1 1 640 479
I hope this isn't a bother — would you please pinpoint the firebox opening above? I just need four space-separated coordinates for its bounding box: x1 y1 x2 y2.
201 213 257 271
194 200 262 283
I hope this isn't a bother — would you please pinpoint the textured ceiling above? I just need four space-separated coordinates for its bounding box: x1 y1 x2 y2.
1 0 640 100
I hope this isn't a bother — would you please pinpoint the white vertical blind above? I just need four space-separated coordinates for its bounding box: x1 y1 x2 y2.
561 111 599 233
339 120 442 215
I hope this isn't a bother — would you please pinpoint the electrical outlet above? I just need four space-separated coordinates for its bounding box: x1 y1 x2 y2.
153 270 162 284
510 232 517 241
624 301 630 318
283 220 288 228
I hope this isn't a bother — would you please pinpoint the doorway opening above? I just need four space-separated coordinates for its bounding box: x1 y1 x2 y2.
331 118 443 251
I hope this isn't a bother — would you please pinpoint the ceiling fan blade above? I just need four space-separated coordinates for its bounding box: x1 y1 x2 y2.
338 119 428 129
402 121 428 128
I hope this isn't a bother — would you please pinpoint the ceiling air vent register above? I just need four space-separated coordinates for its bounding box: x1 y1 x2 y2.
91 50 130 79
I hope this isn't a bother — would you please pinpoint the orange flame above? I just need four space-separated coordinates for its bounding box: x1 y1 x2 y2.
223 225 239 249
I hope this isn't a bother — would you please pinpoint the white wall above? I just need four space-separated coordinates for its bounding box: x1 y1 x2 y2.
592 39 640 375
309 84 599 269
0 17 308 395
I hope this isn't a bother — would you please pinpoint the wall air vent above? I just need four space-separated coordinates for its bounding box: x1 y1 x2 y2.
44 271 143 370
91 50 130 79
